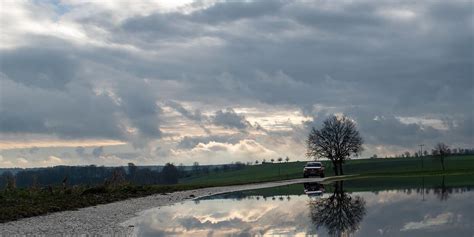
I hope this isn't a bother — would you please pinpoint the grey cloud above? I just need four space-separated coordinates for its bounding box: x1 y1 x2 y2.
212 108 251 130
92 146 104 157
285 1 383 32
0 41 163 145
166 101 255 133
165 100 210 134
165 101 204 122
345 107 473 148
190 0 286 23
0 47 77 89
0 75 123 139
75 146 85 156
29 147 40 154
121 0 285 35
117 79 162 139
111 0 473 117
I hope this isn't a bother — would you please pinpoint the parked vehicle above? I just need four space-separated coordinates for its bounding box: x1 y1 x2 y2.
303 162 325 178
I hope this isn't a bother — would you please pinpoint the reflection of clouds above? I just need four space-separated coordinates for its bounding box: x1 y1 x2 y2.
401 212 457 231
358 190 474 237
125 196 313 236
362 190 420 206
124 189 474 237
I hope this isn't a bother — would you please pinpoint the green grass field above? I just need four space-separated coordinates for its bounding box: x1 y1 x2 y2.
208 174 474 198
182 155 474 186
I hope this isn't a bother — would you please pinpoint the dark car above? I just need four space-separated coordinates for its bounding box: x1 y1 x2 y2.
303 162 325 178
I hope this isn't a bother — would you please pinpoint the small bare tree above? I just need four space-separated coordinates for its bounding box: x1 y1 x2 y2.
434 143 449 171
306 115 363 176
277 157 283 176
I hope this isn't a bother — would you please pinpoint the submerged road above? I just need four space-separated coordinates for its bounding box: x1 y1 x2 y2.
0 177 330 236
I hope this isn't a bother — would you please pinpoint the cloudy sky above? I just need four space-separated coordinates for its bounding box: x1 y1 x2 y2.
0 0 472 168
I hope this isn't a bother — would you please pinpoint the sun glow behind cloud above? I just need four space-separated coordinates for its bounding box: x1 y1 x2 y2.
0 139 126 150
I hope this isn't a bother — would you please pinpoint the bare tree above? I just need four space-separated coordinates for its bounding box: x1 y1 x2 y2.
277 157 283 176
306 115 363 176
434 143 449 171
285 156 290 162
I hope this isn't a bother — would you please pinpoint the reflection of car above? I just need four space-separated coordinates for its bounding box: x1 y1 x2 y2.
303 162 325 178
304 182 325 197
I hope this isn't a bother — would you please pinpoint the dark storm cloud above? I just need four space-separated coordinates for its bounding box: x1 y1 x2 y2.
122 0 285 34
117 79 162 139
165 101 204 122
0 47 77 89
166 99 255 132
0 38 164 144
212 109 251 130
112 0 472 119
0 74 123 139
190 0 286 23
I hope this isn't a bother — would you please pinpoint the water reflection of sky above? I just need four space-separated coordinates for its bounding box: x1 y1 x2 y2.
123 186 474 237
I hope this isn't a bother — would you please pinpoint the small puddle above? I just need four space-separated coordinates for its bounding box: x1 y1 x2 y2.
123 175 474 236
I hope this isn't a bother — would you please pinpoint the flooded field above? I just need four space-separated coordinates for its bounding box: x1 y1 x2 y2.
124 176 474 236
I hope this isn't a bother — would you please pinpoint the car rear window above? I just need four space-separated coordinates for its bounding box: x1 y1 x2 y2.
306 163 321 167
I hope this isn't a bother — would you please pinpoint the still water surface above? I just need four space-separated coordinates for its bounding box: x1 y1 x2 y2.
125 176 474 236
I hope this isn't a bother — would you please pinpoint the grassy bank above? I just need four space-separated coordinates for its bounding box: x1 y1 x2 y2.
0 183 212 223
182 155 474 186
216 173 474 198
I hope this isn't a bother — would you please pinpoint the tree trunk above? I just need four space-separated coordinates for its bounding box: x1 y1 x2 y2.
332 161 339 176
339 162 344 175
441 157 445 171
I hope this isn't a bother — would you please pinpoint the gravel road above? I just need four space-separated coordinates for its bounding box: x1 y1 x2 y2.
0 178 324 236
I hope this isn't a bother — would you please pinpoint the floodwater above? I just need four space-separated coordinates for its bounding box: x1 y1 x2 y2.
124 176 474 236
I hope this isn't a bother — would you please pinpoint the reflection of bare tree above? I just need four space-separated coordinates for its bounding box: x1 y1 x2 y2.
434 176 451 201
309 181 366 236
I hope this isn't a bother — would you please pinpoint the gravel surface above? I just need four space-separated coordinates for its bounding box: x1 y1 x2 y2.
0 178 324 236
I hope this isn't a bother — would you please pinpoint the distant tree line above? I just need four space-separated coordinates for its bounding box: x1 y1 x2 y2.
0 163 181 189
0 161 252 190
373 146 474 159
181 162 248 177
